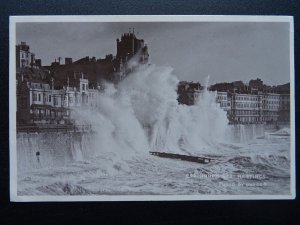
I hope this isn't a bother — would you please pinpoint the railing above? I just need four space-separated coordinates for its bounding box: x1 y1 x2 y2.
17 124 93 133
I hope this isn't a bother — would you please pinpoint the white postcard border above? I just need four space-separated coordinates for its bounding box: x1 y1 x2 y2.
9 15 296 201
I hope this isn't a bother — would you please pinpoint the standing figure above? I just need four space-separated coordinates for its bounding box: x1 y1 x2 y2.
36 151 41 168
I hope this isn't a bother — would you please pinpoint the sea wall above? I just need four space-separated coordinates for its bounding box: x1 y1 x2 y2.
227 123 289 144
17 131 93 172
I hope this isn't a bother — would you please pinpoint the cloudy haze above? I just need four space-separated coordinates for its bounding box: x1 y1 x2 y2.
16 22 291 85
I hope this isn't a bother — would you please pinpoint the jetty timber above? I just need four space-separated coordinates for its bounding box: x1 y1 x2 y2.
149 151 211 164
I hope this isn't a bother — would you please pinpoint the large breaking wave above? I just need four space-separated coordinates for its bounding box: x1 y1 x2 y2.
73 64 229 157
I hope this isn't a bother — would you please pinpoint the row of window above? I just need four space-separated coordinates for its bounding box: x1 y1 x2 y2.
235 117 261 123
263 100 279 105
32 108 68 117
64 96 88 104
232 109 279 116
32 92 94 107
31 83 50 89
235 116 278 123
32 93 58 106
235 96 259 101
234 110 260 115
263 95 280 100
225 95 284 102
217 95 227 100
235 103 260 108
218 100 284 109
219 102 230 107
262 111 279 116
263 105 279 110
32 93 42 102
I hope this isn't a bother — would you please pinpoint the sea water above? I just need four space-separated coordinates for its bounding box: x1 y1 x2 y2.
17 64 291 195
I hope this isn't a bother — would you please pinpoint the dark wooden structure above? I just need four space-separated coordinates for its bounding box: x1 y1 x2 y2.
149 151 211 164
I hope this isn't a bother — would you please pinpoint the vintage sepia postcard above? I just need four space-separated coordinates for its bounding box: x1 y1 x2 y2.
9 15 295 201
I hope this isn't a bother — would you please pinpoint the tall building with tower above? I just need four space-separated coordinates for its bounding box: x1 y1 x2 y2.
44 30 149 87
16 41 43 69
116 28 149 65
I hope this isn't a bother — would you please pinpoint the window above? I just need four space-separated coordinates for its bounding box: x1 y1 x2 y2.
49 95 51 102
38 94 41 101
54 97 58 106
33 93 37 101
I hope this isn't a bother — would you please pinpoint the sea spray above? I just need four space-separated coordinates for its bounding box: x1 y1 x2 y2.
72 64 230 158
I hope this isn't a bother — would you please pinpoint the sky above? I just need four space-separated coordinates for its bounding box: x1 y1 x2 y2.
16 22 291 85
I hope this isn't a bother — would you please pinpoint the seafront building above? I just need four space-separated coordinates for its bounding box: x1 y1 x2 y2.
216 91 231 113
178 80 290 125
17 73 99 125
229 92 262 124
177 81 202 105
15 45 102 126
278 94 290 122
213 80 289 124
